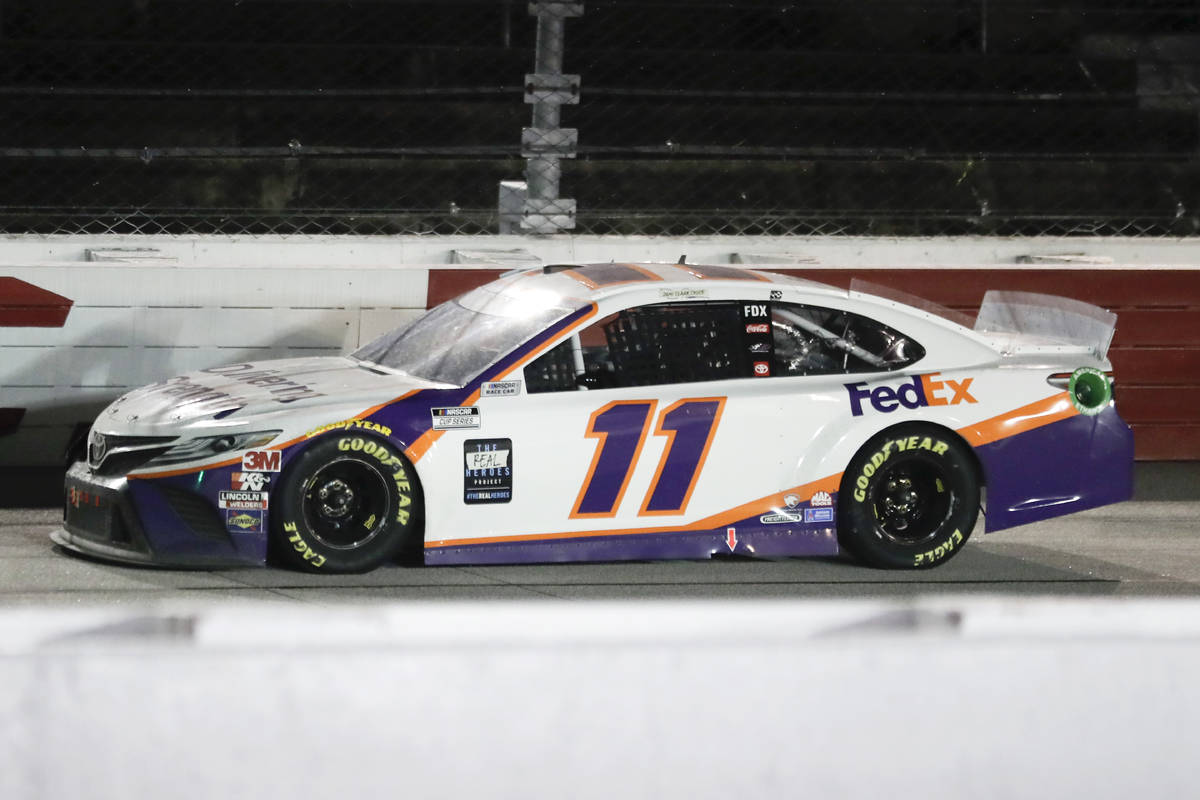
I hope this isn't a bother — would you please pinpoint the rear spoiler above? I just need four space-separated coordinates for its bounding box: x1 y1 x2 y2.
974 291 1117 358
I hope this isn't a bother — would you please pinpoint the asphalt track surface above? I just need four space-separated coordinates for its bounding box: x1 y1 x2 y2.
1 464 1197 605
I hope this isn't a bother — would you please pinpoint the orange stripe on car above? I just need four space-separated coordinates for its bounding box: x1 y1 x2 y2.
426 471 844 549
956 392 1077 447
425 393 1083 550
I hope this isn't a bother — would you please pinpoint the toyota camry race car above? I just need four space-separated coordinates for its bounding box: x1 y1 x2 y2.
55 262 1133 572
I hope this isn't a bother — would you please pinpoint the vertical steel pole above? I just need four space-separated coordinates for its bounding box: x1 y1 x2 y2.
508 1 581 234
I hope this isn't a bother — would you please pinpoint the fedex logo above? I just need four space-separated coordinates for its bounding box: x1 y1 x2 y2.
846 373 977 417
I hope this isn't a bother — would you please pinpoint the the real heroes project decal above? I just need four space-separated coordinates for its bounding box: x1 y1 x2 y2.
464 438 513 504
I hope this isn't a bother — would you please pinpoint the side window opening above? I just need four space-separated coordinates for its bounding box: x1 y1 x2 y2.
771 303 924 376
522 299 925 393
525 302 746 392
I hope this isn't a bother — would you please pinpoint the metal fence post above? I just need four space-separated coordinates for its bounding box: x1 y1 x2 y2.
511 1 581 234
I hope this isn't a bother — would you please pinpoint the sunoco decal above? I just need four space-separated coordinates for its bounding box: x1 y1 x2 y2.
846 372 976 416
464 438 512 504
226 510 264 532
432 406 481 430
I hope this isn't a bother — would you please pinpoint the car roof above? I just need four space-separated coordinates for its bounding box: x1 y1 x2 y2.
496 262 838 303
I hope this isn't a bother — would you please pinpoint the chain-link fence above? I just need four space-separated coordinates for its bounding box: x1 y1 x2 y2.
0 0 1196 237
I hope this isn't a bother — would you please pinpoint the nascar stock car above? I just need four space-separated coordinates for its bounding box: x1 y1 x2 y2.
55 262 1133 572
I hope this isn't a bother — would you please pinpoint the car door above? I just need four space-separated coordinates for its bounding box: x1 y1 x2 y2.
432 298 837 549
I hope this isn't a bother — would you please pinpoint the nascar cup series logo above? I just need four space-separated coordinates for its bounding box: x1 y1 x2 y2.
846 372 976 416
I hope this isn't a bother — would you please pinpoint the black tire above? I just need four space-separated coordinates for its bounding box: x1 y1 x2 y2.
838 424 979 569
271 434 422 573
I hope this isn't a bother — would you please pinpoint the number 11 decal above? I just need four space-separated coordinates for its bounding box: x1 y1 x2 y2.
570 397 726 519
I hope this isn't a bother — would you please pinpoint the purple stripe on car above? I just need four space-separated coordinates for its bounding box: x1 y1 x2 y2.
976 405 1134 532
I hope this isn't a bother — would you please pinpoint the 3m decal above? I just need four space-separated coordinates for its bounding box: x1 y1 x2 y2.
846 372 977 416
431 406 481 430
226 510 263 532
218 490 268 510
464 438 513 504
481 380 522 398
571 398 726 518
242 449 281 472
232 471 270 491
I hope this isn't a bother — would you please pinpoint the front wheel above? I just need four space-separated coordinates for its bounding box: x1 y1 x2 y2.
838 425 979 569
271 434 422 573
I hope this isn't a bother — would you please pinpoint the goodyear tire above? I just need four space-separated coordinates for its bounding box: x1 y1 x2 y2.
271 434 422 573
837 424 979 569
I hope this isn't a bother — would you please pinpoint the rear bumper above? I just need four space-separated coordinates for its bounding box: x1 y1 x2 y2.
58 461 266 568
978 404 1134 532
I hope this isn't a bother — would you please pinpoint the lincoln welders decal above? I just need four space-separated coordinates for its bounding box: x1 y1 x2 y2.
433 406 481 430
464 438 512 504
218 490 268 510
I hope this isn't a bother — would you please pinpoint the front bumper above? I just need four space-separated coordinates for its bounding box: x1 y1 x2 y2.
56 461 266 568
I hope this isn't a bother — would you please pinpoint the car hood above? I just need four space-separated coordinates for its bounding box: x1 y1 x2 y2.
97 356 448 434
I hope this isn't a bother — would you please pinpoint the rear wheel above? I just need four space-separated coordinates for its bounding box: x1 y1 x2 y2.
838 424 979 569
271 434 421 573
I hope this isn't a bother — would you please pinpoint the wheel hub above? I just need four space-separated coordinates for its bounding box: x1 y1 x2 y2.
300 457 392 551
315 478 355 519
871 461 953 545
881 474 921 528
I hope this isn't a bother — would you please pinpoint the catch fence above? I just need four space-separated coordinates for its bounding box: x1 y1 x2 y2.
0 0 1196 236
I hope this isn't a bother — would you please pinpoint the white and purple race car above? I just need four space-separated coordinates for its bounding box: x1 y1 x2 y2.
54 262 1133 572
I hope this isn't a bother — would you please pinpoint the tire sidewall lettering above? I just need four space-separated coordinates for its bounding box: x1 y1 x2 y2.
850 436 951 506
839 425 979 570
273 435 421 572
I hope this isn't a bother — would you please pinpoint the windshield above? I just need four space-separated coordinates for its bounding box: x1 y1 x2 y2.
351 283 580 386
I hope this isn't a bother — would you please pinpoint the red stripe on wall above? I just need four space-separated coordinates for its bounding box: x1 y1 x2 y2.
0 277 73 327
427 269 505 308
